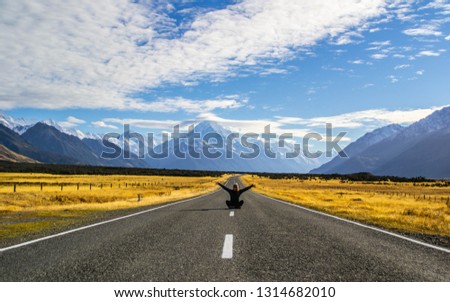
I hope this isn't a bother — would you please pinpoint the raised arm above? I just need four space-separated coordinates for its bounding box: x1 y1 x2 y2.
239 184 255 194
217 182 232 193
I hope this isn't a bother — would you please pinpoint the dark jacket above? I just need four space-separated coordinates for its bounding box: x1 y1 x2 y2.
217 183 254 203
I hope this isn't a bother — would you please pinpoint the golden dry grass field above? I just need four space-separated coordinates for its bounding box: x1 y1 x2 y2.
242 175 450 237
0 173 229 243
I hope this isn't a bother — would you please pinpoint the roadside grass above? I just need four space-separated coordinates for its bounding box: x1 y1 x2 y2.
0 173 229 243
242 175 450 237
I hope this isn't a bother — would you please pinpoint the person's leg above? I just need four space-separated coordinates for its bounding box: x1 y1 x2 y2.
238 200 244 208
226 200 232 208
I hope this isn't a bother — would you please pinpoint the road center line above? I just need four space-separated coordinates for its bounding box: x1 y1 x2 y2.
229 211 234 217
221 234 233 259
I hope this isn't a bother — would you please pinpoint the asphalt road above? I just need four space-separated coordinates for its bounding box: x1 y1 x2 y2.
1 176 449 281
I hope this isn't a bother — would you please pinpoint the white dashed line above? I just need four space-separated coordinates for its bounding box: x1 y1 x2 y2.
229 211 235 217
221 234 233 259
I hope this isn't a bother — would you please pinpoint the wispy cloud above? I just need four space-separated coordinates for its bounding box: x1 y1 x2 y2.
276 106 447 129
394 64 410 69
59 116 86 128
403 26 442 36
420 0 450 15
417 50 441 57
370 40 391 47
101 118 180 130
94 105 447 145
124 97 245 113
348 59 366 65
91 121 118 130
259 68 289 76
371 53 388 59
0 0 389 110
387 75 399 83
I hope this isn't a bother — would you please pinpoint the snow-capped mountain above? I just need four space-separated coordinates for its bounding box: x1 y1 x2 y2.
311 124 404 174
40 119 101 140
0 113 36 134
2 114 323 172
149 121 321 173
394 106 450 138
4 107 450 177
312 106 450 178
1 113 100 140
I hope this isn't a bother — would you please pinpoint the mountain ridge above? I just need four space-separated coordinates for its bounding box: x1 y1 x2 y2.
311 106 450 178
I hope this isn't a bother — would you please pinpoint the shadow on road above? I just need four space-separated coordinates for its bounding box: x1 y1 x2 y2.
178 208 231 212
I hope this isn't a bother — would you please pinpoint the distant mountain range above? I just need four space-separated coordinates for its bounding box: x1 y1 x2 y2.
0 113 320 173
149 121 320 173
311 106 450 179
2 107 450 178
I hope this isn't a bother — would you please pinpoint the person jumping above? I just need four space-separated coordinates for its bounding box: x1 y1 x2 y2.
217 182 255 209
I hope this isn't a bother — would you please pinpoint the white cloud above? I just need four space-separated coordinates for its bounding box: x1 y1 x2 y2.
67 116 86 124
394 64 410 69
387 75 399 83
259 68 289 76
95 105 448 141
123 97 245 113
195 113 323 139
420 1 450 14
348 59 365 65
91 121 119 130
417 50 441 56
403 26 442 36
331 31 364 45
372 53 388 59
322 66 346 72
102 118 180 130
276 106 447 129
0 0 389 110
416 70 425 75
446 35 450 40
370 40 391 47
100 113 312 138
59 116 86 128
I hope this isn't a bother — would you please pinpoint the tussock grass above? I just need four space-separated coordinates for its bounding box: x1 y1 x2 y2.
242 175 450 236
0 173 229 242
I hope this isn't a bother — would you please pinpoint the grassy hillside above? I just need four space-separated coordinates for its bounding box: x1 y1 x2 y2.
0 145 38 163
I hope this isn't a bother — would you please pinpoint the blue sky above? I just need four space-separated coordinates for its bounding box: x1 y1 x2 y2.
1 0 449 146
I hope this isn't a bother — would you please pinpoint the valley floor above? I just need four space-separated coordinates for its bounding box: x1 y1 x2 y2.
0 173 229 247
242 175 450 247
